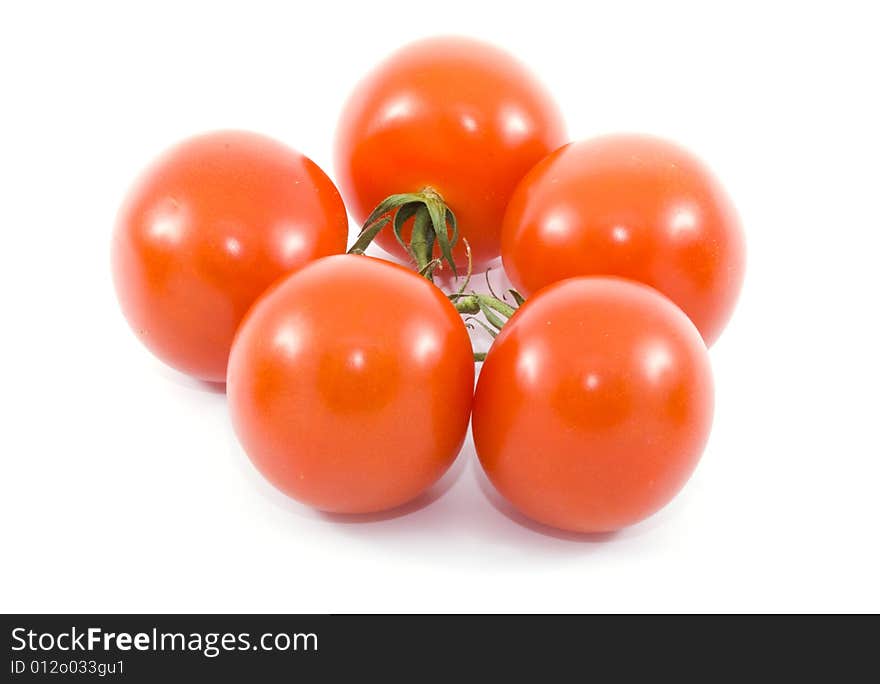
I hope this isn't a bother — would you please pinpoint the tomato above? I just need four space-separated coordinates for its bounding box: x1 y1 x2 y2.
227 255 475 513
112 130 349 382
473 277 714 533
501 134 745 345
334 36 566 270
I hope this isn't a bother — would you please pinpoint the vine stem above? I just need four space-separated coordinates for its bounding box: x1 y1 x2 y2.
451 293 516 318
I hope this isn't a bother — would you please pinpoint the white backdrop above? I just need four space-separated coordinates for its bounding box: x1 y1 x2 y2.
1 0 878 613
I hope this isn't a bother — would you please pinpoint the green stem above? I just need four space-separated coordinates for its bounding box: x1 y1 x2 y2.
452 293 515 318
479 295 516 319
452 292 520 339
452 294 481 315
410 206 433 279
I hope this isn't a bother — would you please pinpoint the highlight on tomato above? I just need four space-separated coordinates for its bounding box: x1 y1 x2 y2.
501 134 746 346
111 130 349 382
472 277 714 533
334 36 567 272
227 254 475 514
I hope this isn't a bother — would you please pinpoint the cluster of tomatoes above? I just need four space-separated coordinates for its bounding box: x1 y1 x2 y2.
112 37 744 534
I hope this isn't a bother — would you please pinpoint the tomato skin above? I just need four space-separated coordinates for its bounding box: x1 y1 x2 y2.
473 277 714 533
334 36 566 269
227 255 475 514
112 131 349 382
501 134 745 345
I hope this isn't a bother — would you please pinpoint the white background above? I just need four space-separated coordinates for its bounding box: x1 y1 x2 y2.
2 1 878 613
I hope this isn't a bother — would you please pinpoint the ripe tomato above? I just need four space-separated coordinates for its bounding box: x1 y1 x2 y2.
227 255 475 514
501 134 746 345
473 277 714 533
334 36 566 270
112 130 349 382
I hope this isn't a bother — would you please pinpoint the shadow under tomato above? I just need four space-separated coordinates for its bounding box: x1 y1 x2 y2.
156 363 227 394
472 461 619 543
315 452 469 524
197 379 227 394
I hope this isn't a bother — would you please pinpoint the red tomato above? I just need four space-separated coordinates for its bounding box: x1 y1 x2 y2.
501 134 746 345
227 255 475 513
112 131 349 382
473 277 714 533
334 36 566 270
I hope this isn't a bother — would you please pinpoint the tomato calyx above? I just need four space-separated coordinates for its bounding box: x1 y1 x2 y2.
347 191 523 361
347 187 459 280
